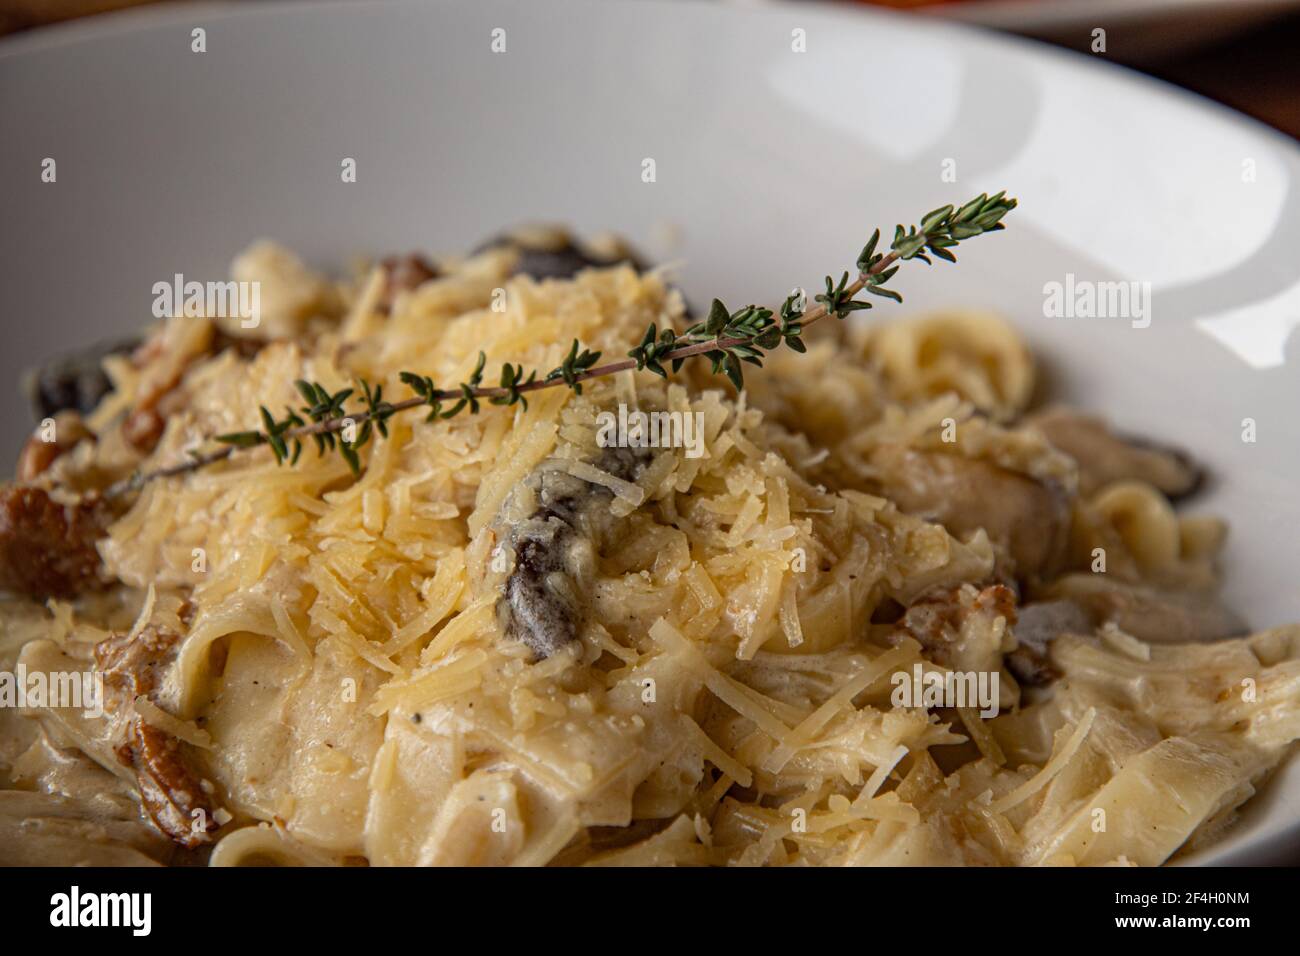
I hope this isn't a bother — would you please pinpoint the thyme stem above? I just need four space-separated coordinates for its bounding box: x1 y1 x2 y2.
103 260 876 500
99 193 1014 501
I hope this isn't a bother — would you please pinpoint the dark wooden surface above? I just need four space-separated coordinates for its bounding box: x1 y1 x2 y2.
1034 9 1300 139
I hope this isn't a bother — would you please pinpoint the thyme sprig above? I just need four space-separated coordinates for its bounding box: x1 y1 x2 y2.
545 338 603 394
102 192 1015 499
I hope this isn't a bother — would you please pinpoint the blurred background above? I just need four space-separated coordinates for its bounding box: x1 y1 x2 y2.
1 0 1298 138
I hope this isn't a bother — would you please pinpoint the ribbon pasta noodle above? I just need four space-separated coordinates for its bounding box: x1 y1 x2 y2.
0 237 1296 867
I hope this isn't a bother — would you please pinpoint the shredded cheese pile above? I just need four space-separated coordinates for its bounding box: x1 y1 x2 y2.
3 239 1297 867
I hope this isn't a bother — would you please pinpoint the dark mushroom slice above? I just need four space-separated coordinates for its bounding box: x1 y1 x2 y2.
503 500 582 661
473 225 649 281
868 444 1071 585
22 337 140 422
497 446 648 660
210 328 268 359
1004 599 1094 687
1038 572 1246 645
1026 407 1203 501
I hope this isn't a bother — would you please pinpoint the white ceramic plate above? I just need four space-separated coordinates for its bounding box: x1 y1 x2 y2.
0 0 1297 864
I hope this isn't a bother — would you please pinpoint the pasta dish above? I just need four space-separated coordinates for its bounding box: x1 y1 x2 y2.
1 228 1297 866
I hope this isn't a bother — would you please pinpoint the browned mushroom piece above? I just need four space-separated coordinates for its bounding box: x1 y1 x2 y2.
0 485 107 599
377 254 441 314
896 583 1018 670
15 411 92 482
121 408 166 454
122 322 230 455
122 376 194 455
868 445 1071 584
1026 407 1203 500
116 720 218 849
96 626 222 848
95 625 180 698
1039 572 1246 645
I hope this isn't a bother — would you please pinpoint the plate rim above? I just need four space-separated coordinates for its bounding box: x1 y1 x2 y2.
1 0 1296 867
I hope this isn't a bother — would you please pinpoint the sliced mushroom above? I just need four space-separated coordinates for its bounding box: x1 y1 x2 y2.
210 328 267 359
474 225 647 281
1039 572 1246 645
497 446 648 659
22 337 139 421
868 445 1071 584
1026 407 1203 500
1005 599 1093 686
